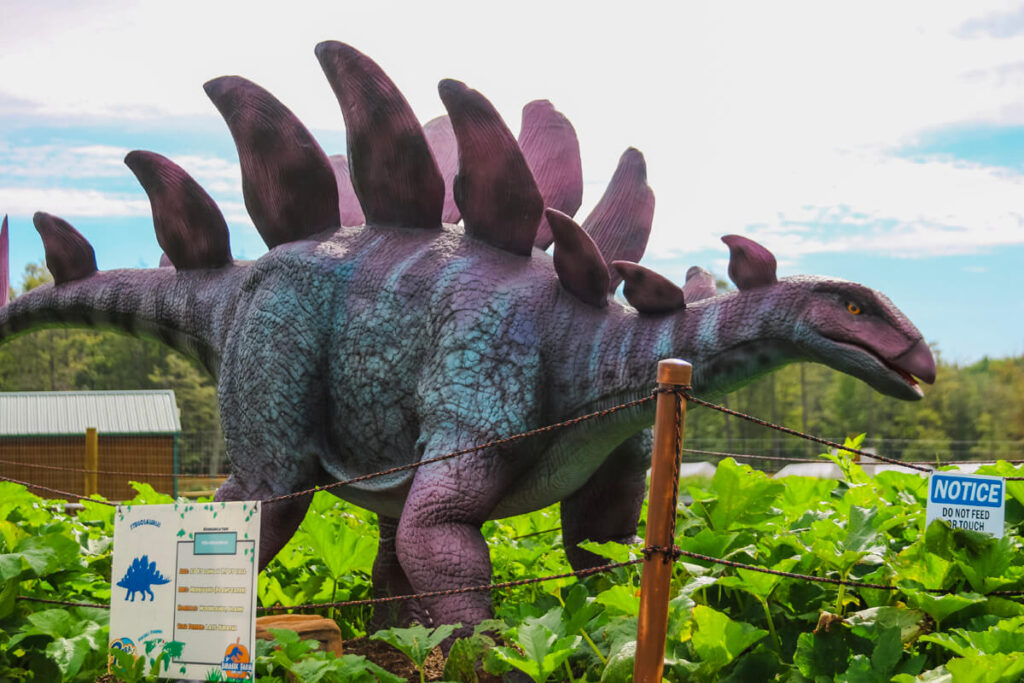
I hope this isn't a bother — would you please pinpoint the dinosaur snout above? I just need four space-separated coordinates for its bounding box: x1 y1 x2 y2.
891 339 936 386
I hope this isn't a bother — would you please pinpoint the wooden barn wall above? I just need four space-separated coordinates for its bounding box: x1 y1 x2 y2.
0 435 175 501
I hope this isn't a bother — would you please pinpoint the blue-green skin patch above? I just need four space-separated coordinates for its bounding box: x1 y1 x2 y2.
0 223 930 631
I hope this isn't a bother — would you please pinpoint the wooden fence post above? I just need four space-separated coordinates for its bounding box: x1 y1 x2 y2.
634 359 692 682
84 428 98 497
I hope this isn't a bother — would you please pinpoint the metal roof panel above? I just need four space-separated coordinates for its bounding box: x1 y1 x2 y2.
0 391 182 435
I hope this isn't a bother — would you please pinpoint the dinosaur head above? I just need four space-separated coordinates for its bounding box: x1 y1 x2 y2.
719 235 935 400
792 277 935 400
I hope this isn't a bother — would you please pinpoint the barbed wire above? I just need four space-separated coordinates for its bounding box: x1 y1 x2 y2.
20 538 1024 615
7 380 1024 624
5 389 1022 492
670 546 1024 595
682 393 1024 480
667 389 684 559
15 596 110 609
0 474 117 506
260 392 658 505
684 448 824 464
683 447 1024 468
0 457 216 479
5 444 1019 491
257 558 645 612
682 393 931 472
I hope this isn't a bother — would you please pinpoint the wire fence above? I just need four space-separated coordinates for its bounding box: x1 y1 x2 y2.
7 380 1024 619
5 430 1017 499
682 435 1024 465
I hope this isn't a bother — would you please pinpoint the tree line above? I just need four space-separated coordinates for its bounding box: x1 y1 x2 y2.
2 264 1021 470
685 352 1024 464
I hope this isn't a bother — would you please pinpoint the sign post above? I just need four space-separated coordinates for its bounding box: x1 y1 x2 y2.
110 501 260 680
926 472 1005 537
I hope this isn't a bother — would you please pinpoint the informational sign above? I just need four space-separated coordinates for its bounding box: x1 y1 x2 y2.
926 472 1005 537
110 501 260 680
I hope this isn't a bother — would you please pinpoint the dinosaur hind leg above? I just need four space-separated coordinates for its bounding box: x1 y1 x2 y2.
369 515 432 630
561 431 650 570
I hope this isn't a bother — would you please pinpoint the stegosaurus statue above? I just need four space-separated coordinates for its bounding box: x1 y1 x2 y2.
117 555 170 602
0 42 934 632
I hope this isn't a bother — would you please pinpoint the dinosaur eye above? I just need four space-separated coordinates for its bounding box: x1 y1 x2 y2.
846 302 862 315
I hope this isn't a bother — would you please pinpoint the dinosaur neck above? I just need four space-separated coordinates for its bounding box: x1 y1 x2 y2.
681 289 804 399
558 287 805 412
552 304 678 415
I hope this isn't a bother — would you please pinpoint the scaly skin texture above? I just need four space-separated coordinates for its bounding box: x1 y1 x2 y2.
0 222 934 629
0 41 936 635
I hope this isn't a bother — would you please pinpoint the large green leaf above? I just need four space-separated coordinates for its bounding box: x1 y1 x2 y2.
844 506 883 554
904 590 986 624
705 459 785 531
44 620 104 680
489 613 581 683
922 617 1024 658
595 585 640 616
14 533 82 578
794 628 854 680
845 606 927 642
302 509 376 580
944 653 1024 683
717 557 798 601
691 605 767 673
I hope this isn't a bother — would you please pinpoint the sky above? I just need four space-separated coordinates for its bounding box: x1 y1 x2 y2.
2 1 1024 363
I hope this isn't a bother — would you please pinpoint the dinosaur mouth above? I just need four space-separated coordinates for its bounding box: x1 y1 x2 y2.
883 360 923 396
824 338 935 400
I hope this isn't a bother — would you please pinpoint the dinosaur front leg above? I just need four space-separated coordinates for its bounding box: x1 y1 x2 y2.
370 515 432 629
561 430 651 570
214 284 332 571
215 471 318 571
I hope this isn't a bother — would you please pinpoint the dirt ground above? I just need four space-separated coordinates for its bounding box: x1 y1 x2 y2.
344 637 447 680
344 637 505 681
97 638 506 682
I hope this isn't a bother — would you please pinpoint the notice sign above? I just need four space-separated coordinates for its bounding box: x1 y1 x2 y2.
926 472 1005 537
110 501 260 680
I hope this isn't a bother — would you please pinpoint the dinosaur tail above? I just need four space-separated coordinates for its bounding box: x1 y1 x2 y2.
0 260 249 378
0 65 357 381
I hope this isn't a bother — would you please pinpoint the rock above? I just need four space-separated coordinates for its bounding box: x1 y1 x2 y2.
256 614 343 657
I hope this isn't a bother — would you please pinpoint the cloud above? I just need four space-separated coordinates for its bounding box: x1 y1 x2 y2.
645 148 1024 261
0 143 130 179
0 187 149 217
962 60 1024 87
0 140 244 219
5 1 1024 268
958 6 1024 39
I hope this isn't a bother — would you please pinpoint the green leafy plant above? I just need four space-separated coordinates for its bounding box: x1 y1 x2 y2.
487 609 582 683
443 621 503 683
4 447 1024 681
371 622 458 683
256 627 402 683
107 639 186 682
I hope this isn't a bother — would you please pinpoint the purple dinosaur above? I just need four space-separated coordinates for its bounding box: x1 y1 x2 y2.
0 42 934 632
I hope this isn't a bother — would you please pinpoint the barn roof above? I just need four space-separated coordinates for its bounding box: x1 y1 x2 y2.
0 391 181 436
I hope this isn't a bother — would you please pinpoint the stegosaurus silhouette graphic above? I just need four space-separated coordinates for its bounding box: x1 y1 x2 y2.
117 555 170 602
